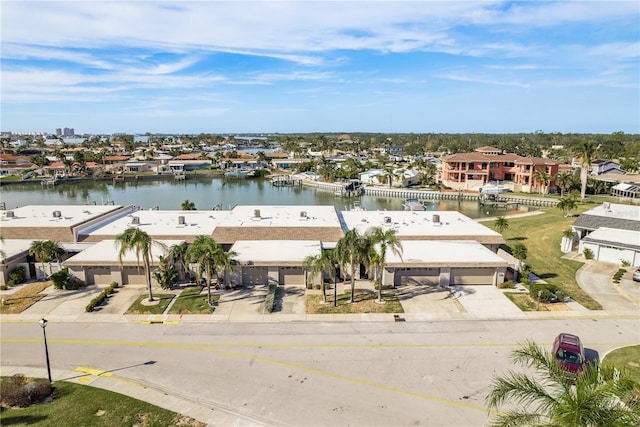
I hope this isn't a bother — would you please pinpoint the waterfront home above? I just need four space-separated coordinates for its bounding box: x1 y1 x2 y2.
359 169 388 185
0 154 33 177
440 146 559 193
573 203 640 265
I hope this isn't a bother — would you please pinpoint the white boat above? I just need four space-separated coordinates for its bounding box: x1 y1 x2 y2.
224 169 252 178
403 198 426 211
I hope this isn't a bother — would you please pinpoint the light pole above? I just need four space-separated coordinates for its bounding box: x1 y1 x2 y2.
334 263 339 307
39 318 52 383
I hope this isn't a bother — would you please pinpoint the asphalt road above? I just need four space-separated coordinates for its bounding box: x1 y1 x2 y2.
2 317 638 426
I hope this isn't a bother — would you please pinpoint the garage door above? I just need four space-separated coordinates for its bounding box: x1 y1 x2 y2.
85 267 112 285
242 267 268 285
281 267 304 285
394 268 439 286
451 267 495 285
122 266 147 285
598 246 634 264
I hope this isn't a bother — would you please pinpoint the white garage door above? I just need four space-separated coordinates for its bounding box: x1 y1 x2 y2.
598 245 634 264
394 268 439 286
451 267 495 285
85 267 113 285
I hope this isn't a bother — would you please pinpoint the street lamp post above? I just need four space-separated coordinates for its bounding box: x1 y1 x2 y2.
334 263 339 307
39 318 52 383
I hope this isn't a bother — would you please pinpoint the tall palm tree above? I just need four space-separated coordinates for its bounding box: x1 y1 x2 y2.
575 140 596 200
29 240 64 263
115 228 164 302
511 243 528 275
493 216 509 234
185 235 225 305
486 340 640 427
555 172 574 197
366 226 403 303
302 252 334 304
335 229 371 303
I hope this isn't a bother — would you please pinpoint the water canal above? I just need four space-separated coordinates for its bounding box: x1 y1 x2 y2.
0 177 530 219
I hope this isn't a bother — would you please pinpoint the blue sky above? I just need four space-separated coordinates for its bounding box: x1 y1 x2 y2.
2 1 639 134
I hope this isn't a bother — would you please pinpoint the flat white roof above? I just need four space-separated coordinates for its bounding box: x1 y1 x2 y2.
385 240 509 267
231 240 321 263
0 205 122 228
586 227 640 248
585 203 640 221
0 239 33 261
339 210 504 240
219 205 341 228
82 210 229 237
65 239 182 265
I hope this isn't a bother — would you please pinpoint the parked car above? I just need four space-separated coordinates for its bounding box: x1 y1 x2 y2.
22 172 35 180
552 333 585 374
633 267 640 282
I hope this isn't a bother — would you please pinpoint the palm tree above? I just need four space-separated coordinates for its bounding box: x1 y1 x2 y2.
168 242 188 281
366 227 403 303
486 340 640 427
335 229 371 303
185 236 225 305
494 216 509 234
152 255 179 290
555 172 574 197
302 252 334 304
115 228 164 302
557 196 578 217
575 140 596 200
181 200 196 210
511 243 528 275
29 240 65 277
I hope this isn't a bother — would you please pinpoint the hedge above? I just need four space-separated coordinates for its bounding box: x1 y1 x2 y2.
85 281 120 312
263 282 278 314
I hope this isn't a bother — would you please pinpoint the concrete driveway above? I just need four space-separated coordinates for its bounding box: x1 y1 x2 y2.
576 261 640 312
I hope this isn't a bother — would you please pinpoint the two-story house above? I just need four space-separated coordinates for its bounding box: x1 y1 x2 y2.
440 146 558 193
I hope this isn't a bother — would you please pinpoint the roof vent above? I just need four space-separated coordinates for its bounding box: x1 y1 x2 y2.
432 214 441 225
131 216 140 225
52 210 62 218
178 215 185 225
5 210 15 218
254 209 261 219
300 211 307 219
603 202 611 210
384 216 392 224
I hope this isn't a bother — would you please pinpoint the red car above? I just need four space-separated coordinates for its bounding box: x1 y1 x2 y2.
553 333 586 374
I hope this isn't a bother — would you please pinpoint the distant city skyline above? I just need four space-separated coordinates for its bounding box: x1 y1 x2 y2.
2 1 639 135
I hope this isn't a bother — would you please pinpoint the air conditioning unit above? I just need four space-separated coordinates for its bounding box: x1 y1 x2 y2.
254 209 261 218
178 216 185 225
5 210 15 218
131 216 140 225
432 214 441 225
300 211 307 219
384 216 392 224
52 210 62 218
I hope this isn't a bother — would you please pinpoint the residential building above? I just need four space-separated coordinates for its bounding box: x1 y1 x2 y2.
440 146 559 193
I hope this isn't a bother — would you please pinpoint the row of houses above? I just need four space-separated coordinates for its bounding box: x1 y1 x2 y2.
1 204 509 289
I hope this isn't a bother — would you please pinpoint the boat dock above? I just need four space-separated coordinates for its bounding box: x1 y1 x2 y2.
269 174 303 187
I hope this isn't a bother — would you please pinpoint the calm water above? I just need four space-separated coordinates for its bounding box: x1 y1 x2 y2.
0 177 529 219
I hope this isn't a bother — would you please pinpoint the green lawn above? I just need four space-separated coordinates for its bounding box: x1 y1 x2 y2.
0 379 191 427
168 285 219 314
603 345 640 385
125 294 174 314
307 289 403 314
500 205 602 310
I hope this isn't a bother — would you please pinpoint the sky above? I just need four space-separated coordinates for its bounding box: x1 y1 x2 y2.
1 1 639 135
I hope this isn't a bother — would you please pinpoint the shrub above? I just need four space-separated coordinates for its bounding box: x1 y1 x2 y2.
0 374 29 408
8 266 26 284
263 283 277 314
0 285 8 291
530 282 565 303
49 267 71 289
583 248 594 259
85 281 119 312
25 380 52 403
498 280 515 289
621 259 631 267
